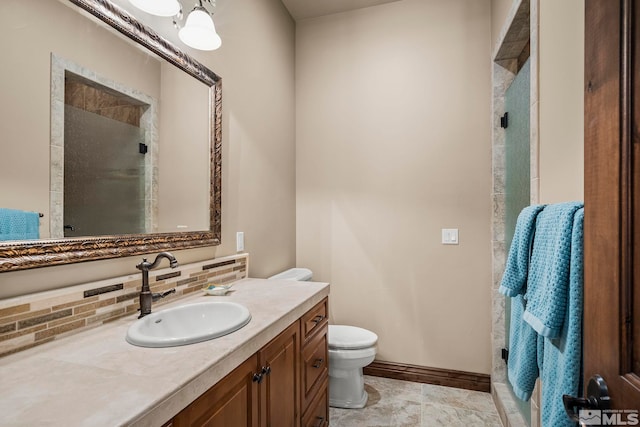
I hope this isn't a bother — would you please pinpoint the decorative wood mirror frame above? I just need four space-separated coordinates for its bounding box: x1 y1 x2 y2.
0 0 222 272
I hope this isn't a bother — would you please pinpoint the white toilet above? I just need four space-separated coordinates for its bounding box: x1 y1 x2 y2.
268 268 378 409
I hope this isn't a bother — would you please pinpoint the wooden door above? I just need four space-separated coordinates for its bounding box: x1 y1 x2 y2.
584 0 640 414
258 321 300 427
172 354 259 427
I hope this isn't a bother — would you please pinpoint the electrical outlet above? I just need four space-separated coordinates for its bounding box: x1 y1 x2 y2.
236 232 244 252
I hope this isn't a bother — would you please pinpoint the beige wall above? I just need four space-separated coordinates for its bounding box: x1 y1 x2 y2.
296 0 493 374
491 0 515 51
538 0 584 204
0 0 296 298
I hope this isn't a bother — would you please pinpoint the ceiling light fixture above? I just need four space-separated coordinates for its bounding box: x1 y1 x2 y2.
128 0 221 51
178 2 222 51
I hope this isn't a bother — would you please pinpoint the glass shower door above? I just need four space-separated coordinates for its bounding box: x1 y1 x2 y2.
504 58 531 424
64 105 146 237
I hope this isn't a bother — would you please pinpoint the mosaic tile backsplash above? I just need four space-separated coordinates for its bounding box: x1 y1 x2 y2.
0 254 248 357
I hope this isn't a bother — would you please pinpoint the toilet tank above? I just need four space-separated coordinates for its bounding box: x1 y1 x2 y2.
268 268 313 281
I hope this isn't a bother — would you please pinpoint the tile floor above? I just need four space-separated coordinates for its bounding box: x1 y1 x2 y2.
329 375 503 427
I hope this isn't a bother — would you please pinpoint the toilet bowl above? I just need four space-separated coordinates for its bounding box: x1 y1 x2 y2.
268 268 378 409
327 325 378 408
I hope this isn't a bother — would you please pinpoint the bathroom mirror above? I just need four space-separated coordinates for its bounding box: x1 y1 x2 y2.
0 0 221 272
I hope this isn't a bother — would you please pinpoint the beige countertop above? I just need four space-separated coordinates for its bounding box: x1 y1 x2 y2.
0 278 329 426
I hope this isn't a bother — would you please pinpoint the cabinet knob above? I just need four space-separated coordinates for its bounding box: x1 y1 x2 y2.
252 372 263 384
261 366 271 376
312 358 324 368
314 416 325 427
312 315 325 324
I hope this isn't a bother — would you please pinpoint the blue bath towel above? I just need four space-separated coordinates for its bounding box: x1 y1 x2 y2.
0 208 40 241
499 204 546 297
499 204 546 400
506 293 543 401
522 202 583 338
540 207 584 427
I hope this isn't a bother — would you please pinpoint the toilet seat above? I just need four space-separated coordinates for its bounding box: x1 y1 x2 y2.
329 346 377 360
328 325 378 350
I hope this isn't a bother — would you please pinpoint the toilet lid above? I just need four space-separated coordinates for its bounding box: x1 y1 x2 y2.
328 325 378 350
267 268 313 281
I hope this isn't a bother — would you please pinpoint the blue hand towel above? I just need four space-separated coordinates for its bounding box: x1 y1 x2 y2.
540 207 584 427
499 204 546 400
499 204 547 297
0 208 40 241
522 202 583 338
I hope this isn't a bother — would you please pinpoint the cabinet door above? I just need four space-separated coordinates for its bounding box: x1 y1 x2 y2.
259 321 300 427
172 354 259 427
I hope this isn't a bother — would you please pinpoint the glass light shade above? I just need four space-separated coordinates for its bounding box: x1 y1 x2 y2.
128 0 181 17
179 7 222 51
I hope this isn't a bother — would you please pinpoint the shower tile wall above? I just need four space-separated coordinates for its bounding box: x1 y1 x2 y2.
64 78 144 126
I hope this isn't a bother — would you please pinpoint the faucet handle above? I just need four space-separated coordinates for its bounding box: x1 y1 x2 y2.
135 258 148 270
152 288 176 302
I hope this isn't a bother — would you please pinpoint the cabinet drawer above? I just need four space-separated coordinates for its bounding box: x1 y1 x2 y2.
301 324 328 411
301 298 327 341
301 377 328 427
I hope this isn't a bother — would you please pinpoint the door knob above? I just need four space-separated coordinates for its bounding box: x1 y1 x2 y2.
563 375 611 422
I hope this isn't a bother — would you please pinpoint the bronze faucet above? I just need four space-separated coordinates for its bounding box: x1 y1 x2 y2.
136 252 178 318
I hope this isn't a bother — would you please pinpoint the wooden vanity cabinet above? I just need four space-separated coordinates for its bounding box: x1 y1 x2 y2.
170 298 329 427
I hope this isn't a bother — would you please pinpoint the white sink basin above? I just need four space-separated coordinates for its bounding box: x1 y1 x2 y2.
126 301 251 348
